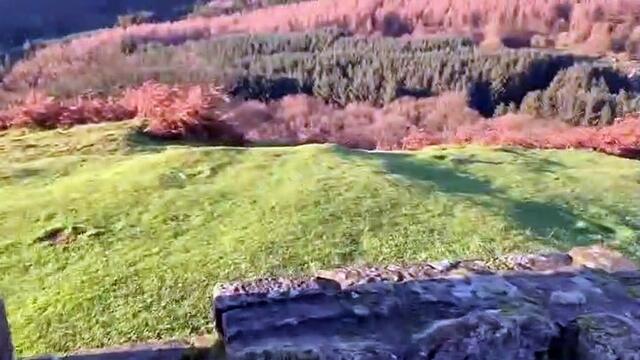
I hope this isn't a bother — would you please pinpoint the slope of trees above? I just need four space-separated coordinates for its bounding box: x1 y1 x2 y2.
231 45 574 108
169 31 637 124
4 28 640 125
3 89 639 158
0 0 200 53
518 65 640 125
4 0 640 97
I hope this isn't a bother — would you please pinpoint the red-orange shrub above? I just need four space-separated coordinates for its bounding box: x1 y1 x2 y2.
0 93 135 130
1 88 639 158
120 82 231 140
0 82 230 140
401 113 640 158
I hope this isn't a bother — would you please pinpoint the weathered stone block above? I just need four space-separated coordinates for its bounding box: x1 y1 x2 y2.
213 250 640 359
0 299 14 360
573 313 640 360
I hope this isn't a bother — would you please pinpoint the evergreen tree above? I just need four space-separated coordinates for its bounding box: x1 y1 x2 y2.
178 30 640 123
494 103 508 116
600 102 614 125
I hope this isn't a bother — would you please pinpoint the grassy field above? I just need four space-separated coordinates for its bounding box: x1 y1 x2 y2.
1 121 639 355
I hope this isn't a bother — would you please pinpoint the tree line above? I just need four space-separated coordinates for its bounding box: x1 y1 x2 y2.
127 28 640 124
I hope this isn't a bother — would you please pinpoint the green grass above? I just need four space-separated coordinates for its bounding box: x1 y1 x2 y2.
1 121 639 356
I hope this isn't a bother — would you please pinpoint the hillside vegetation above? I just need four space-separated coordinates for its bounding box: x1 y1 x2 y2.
1 121 639 355
0 0 201 53
3 30 640 140
11 28 639 121
3 0 640 98
2 1 640 145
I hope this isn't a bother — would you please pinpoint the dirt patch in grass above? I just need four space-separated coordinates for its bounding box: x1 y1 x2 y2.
35 225 103 246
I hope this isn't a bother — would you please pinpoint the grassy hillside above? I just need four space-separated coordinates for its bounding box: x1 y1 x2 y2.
0 0 200 53
1 121 639 355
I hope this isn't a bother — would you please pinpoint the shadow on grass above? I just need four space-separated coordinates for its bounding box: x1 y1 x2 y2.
124 131 212 153
335 147 615 249
497 147 567 174
124 129 334 153
124 130 254 155
379 152 495 195
509 200 614 240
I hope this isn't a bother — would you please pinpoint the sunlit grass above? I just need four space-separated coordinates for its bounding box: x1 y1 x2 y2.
1 121 639 355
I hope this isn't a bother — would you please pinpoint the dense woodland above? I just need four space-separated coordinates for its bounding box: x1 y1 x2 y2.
1 0 640 152
6 28 635 126
124 30 640 125
4 0 640 94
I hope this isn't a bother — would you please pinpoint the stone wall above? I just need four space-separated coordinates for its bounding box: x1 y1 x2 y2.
0 299 14 360
214 247 640 359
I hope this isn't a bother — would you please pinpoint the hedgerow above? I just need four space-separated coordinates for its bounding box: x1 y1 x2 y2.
3 89 639 159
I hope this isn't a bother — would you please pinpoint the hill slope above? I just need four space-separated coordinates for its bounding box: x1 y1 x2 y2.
0 0 201 53
1 121 639 355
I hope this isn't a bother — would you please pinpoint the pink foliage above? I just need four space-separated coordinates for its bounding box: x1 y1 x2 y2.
1 89 639 159
5 0 640 93
120 82 230 139
402 113 640 158
0 92 135 130
227 94 640 158
226 93 479 149
0 82 229 139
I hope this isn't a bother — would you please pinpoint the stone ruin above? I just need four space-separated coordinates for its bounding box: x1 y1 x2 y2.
2 245 640 360
0 300 14 360
214 246 640 359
